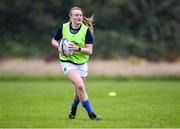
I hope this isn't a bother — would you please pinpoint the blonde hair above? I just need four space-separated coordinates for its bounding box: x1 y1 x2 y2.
69 7 95 33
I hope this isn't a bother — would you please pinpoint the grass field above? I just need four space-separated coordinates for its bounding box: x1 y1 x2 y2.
0 78 179 128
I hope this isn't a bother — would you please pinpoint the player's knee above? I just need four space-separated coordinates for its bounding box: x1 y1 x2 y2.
77 84 84 92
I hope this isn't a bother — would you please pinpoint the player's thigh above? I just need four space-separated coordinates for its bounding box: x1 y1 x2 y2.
67 69 84 88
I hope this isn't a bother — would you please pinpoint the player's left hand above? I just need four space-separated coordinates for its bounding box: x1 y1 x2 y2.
68 42 79 51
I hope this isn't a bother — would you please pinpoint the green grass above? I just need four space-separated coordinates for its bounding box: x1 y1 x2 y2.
0 79 180 128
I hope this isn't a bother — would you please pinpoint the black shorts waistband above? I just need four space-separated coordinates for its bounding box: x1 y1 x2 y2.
60 60 86 65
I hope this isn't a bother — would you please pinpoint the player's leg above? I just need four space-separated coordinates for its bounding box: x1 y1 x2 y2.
69 77 86 119
79 64 102 120
67 69 102 120
67 69 88 101
60 62 80 119
69 88 80 119
81 77 102 120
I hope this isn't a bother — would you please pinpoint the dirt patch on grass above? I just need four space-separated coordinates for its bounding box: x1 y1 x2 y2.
0 58 180 76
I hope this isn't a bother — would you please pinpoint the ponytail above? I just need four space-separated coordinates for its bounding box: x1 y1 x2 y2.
83 15 94 34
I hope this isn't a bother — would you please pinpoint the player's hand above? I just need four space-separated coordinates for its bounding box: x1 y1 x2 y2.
68 42 79 51
58 40 62 53
58 44 62 53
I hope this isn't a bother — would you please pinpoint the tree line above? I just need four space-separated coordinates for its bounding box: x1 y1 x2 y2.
0 0 179 61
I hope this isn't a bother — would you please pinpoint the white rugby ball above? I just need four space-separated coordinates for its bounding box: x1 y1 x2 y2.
60 38 73 56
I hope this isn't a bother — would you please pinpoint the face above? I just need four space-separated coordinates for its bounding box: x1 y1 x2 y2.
70 9 83 26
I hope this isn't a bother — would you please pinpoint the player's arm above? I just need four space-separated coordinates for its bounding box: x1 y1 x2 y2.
51 25 62 49
80 44 93 55
69 43 93 55
51 38 59 49
81 28 94 55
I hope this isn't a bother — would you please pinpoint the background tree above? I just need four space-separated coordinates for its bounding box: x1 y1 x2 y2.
0 0 179 61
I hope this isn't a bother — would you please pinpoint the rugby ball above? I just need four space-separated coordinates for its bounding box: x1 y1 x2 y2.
59 38 73 56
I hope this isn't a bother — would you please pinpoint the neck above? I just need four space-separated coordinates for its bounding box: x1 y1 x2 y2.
71 22 81 29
